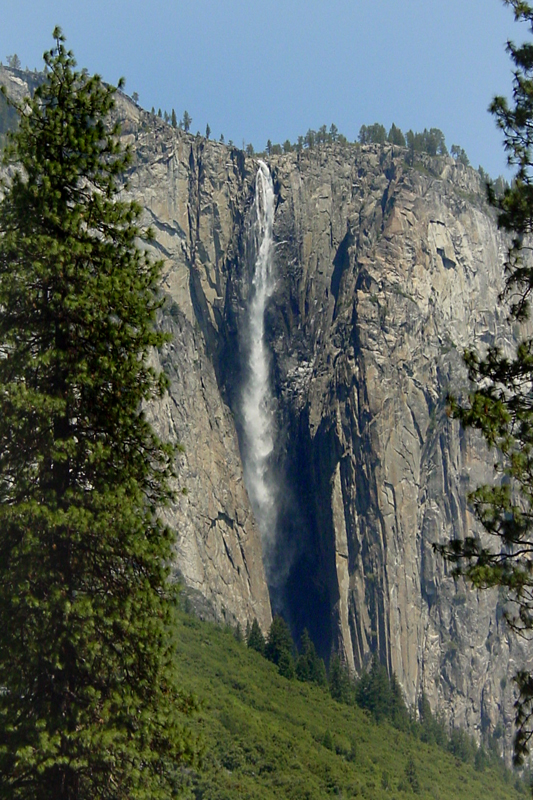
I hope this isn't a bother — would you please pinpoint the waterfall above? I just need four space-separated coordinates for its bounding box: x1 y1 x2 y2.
241 161 277 576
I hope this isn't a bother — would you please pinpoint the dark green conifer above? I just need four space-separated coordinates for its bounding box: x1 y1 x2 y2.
296 629 327 686
390 673 410 730
181 110 192 132
388 122 406 147
356 656 392 722
265 615 295 677
418 692 446 746
474 745 490 772
314 656 328 686
328 653 354 704
247 618 265 655
451 143 470 166
358 123 386 145
448 728 476 764
0 29 198 798
277 648 295 679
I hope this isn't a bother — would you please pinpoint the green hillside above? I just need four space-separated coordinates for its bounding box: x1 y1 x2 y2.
173 611 525 800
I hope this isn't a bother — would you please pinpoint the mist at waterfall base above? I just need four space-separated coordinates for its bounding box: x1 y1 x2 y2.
238 164 333 654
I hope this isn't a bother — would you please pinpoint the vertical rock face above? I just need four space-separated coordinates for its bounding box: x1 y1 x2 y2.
265 146 525 746
94 101 533 749
1 68 529 749
111 94 273 633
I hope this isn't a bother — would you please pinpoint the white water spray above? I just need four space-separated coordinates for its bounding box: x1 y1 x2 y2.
241 161 277 574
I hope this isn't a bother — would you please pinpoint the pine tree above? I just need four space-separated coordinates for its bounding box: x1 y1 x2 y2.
418 692 446 746
389 673 410 730
247 618 265 655
6 54 21 70
388 123 406 147
277 648 295 679
424 127 448 156
181 110 192 132
436 0 533 765
358 123 386 145
317 124 328 145
451 143 470 166
355 656 392 722
265 615 295 677
448 728 476 764
328 653 354 704
295 629 327 686
0 29 198 798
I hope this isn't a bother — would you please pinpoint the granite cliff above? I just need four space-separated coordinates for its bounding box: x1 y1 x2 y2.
1 66 529 752
126 108 525 749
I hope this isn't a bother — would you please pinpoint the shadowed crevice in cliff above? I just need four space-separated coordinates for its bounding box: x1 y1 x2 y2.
203 280 337 656
331 227 354 320
266 409 336 661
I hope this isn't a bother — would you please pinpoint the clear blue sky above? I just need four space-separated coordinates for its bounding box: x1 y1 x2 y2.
0 0 528 177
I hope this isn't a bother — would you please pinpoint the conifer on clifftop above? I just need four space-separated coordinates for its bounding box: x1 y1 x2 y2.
0 29 197 798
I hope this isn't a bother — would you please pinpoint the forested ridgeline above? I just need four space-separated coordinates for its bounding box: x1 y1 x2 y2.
0 62 494 182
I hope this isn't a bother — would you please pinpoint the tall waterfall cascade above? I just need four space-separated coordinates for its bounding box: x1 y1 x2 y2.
241 161 278 578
